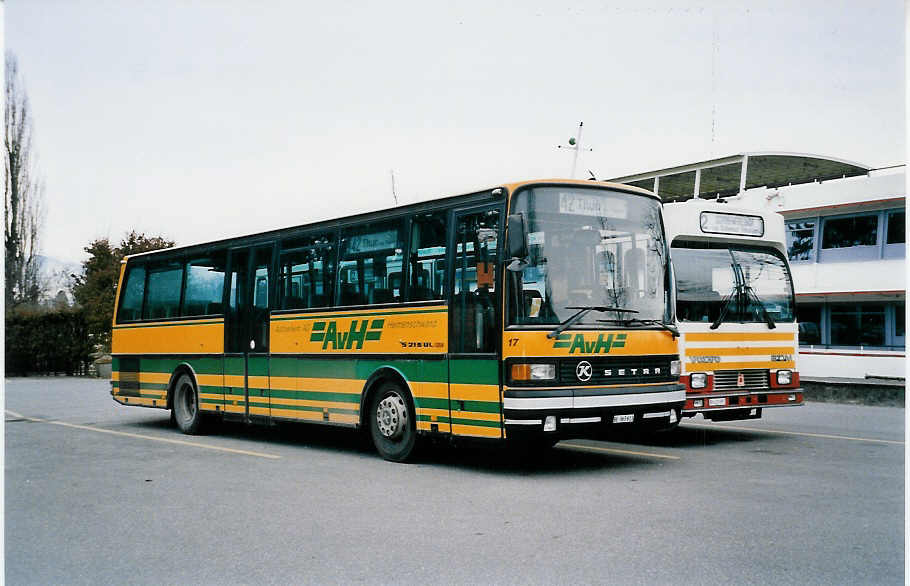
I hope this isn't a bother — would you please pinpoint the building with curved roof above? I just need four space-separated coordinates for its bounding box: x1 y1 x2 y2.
610 152 905 382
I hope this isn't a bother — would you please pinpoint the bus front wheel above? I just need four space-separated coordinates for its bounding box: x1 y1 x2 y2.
173 373 203 435
369 382 419 462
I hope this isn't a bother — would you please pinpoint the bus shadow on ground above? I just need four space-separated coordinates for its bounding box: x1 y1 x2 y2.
603 422 784 449
429 440 667 475
128 415 664 474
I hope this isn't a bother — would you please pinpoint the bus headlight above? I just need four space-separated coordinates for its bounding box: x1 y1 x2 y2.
690 372 707 389
776 370 792 385
670 360 681 377
511 363 556 382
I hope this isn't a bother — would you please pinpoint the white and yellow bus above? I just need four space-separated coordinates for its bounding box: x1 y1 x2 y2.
663 199 803 422
111 179 684 461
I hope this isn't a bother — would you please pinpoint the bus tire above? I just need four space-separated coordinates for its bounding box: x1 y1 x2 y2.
172 373 203 435
369 382 419 462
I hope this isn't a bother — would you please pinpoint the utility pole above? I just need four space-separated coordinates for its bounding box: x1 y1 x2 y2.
557 121 593 178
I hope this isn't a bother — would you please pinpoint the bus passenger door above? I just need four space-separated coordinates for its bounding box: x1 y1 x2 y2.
225 245 273 422
449 205 504 438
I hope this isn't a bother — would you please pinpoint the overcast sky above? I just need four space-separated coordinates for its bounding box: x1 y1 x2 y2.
5 0 905 263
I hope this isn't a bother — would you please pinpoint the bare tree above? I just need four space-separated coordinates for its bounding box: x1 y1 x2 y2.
5 51 45 310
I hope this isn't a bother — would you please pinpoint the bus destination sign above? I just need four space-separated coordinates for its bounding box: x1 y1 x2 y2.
699 211 764 237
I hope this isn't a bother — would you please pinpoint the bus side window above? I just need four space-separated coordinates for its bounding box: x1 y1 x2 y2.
144 261 183 320
409 211 448 301
117 264 146 322
279 234 336 310
338 220 405 306
182 252 226 316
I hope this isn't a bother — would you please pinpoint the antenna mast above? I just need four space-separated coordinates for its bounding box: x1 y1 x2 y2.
556 121 593 178
390 169 398 205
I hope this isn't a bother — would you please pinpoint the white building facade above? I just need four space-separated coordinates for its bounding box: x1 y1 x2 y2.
610 153 905 381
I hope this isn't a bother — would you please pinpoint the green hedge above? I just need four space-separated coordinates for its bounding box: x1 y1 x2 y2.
5 308 94 376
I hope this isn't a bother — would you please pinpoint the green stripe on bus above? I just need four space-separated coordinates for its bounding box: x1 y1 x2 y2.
270 308 446 322
269 389 361 403
458 400 501 414
450 359 499 385
115 354 501 390
415 397 449 410
449 417 501 428
112 356 225 376
113 320 222 330
140 383 168 391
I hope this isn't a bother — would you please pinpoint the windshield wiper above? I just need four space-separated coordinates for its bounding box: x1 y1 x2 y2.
710 251 776 330
547 306 638 339
598 317 679 338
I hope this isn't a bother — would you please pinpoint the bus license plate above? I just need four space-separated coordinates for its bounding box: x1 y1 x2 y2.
612 414 634 423
708 398 727 407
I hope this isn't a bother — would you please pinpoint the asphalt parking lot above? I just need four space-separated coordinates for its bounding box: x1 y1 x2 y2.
5 377 905 585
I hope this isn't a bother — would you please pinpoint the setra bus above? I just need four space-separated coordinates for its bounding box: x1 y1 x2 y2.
663 198 803 423
110 179 684 461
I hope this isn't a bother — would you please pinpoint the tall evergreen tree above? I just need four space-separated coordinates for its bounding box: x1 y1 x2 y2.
5 52 45 310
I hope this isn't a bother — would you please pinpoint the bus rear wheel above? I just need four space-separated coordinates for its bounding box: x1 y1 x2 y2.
173 373 203 434
369 382 419 462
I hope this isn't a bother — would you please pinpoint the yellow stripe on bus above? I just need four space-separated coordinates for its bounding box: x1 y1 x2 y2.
449 383 500 402
297 378 364 395
451 410 501 422
269 397 360 411
116 396 163 407
416 407 451 419
137 372 170 384
224 375 245 387
451 424 502 438
411 382 448 399
686 346 796 357
685 332 796 342
417 421 452 433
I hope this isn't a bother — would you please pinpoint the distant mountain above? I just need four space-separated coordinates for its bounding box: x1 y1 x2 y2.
37 255 80 305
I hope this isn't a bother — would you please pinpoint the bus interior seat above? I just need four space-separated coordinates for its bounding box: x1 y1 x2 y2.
522 289 542 316
340 283 363 306
371 288 394 304
412 286 436 301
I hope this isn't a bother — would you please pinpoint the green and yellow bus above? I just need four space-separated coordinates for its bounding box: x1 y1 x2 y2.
111 179 684 461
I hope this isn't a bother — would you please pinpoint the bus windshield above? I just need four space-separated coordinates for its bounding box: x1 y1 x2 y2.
508 186 669 326
672 241 795 324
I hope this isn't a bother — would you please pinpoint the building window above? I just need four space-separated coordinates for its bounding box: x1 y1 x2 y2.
886 211 905 244
830 303 885 347
797 304 822 345
786 219 817 261
821 215 878 249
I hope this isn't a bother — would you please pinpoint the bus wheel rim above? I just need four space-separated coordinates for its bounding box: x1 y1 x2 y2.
376 394 407 439
181 382 195 420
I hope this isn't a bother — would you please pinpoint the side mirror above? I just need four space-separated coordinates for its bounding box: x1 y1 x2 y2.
506 214 528 259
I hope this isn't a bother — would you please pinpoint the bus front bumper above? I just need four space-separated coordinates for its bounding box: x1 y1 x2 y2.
502 383 685 437
682 388 804 415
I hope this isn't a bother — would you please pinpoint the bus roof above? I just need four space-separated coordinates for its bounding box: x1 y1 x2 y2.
123 178 658 262
662 198 787 254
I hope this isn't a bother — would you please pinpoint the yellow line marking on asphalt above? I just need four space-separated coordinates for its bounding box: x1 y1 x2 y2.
5 410 281 459
558 442 680 460
686 422 904 446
